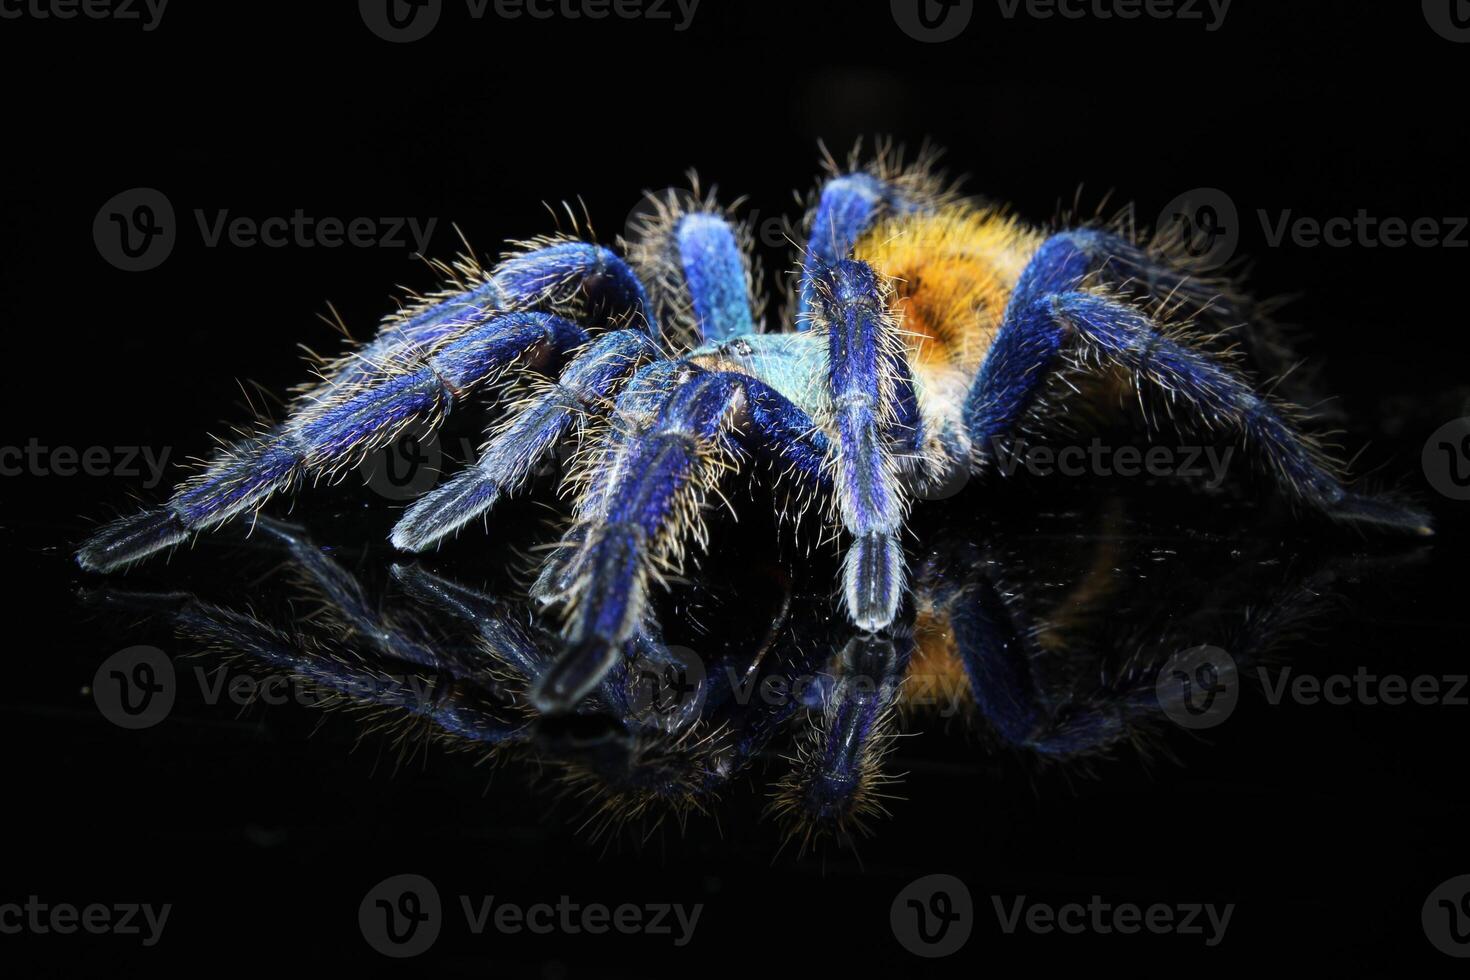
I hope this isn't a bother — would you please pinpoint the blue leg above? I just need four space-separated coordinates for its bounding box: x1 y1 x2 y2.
627 197 759 343
769 631 910 848
529 360 693 608
77 238 659 572
322 240 657 392
76 313 588 572
390 328 662 551
675 214 758 341
532 370 830 713
928 560 1132 756
811 259 913 632
965 239 1434 534
797 171 929 325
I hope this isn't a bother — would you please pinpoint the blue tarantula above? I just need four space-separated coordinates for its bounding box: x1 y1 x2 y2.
77 146 1433 716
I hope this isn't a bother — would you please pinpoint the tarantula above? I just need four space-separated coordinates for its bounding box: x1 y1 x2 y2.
76 145 1433 716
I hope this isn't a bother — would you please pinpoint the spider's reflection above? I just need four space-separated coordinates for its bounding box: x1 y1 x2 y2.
84 488 1419 851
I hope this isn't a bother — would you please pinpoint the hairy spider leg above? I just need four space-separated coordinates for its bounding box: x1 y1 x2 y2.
529 335 835 603
931 567 1143 756
963 235 1434 534
254 517 459 677
77 240 664 572
1023 227 1299 380
391 210 765 552
811 259 915 633
76 311 588 572
531 369 831 714
389 328 662 551
768 630 911 847
671 212 760 342
391 563 555 682
797 171 927 324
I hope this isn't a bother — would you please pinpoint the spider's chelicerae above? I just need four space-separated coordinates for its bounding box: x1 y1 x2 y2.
77 146 1433 715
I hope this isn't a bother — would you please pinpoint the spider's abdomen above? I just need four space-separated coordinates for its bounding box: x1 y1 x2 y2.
855 207 1045 376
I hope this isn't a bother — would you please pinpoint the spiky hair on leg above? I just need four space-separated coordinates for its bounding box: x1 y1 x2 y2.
544 721 734 845
765 632 911 853
1047 192 1312 404
766 702 905 855
808 137 966 221
620 175 765 350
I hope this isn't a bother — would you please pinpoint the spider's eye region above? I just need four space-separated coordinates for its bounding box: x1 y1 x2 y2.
720 338 755 359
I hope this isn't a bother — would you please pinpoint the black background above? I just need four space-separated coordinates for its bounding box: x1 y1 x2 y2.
2 1 1468 976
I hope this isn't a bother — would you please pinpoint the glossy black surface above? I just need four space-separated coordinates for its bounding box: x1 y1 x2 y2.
4 2 1468 974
